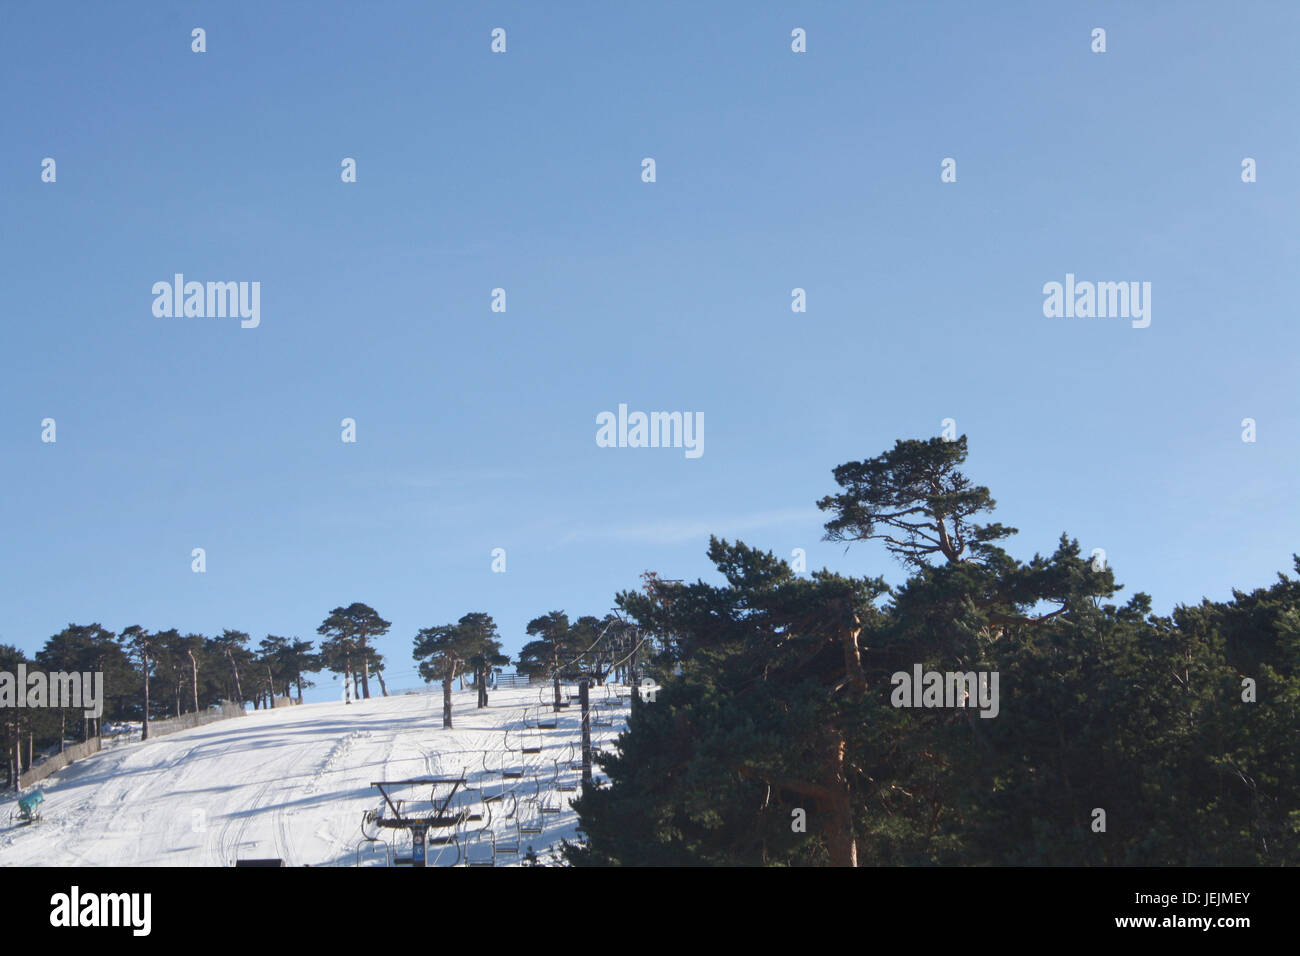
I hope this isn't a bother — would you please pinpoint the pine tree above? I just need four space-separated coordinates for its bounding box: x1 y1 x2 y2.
317 604 390 699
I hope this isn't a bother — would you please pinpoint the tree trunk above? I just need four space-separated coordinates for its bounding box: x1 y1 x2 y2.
141 649 151 741
442 666 455 729
359 641 372 699
343 657 352 704
837 600 867 695
189 650 200 713
822 737 858 867
375 667 388 698
296 673 303 704
226 649 243 703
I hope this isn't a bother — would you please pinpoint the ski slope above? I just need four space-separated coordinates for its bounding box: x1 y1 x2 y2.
0 684 631 866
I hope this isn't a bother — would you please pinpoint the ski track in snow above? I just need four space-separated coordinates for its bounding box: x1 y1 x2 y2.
0 685 630 867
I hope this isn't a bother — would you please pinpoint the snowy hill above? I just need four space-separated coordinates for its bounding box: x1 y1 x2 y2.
0 684 632 866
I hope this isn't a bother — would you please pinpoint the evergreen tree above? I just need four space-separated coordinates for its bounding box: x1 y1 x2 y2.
117 625 156 739
35 623 130 741
210 630 252 704
570 436 1300 866
317 603 390 699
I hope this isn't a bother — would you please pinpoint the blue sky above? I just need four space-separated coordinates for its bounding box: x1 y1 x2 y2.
3 2 1297 698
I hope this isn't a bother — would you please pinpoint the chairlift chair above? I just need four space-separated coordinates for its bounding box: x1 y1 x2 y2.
483 749 527 784
554 759 578 792
465 832 496 867
456 787 485 823
538 789 563 815
565 742 584 771
520 724 543 754
463 800 496 867
494 825 521 856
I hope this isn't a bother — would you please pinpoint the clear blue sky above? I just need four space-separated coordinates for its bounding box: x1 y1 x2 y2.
3 2 1297 699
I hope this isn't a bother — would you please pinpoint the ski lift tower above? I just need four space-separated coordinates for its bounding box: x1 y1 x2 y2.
369 777 468 868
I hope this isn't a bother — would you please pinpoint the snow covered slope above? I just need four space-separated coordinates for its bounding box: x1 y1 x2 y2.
0 684 630 866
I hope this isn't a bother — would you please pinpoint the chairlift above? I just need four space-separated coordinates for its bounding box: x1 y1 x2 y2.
520 723 542 754
465 831 496 867
494 825 521 855
463 799 496 867
565 742 584 771
455 786 485 823
354 808 388 867
483 749 527 784
516 775 544 835
355 839 390 868
503 720 540 755
554 759 578 792
538 788 563 815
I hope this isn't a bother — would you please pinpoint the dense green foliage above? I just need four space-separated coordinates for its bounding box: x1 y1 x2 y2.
569 438 1300 866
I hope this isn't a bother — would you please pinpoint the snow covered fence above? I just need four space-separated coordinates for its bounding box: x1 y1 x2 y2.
16 702 245 790
17 736 101 789
146 701 245 738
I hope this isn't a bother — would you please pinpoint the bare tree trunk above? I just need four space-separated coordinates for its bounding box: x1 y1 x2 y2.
375 667 388 697
822 737 858 867
359 641 372 699
226 649 243 703
188 650 200 713
141 649 151 741
442 668 454 729
837 600 866 695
